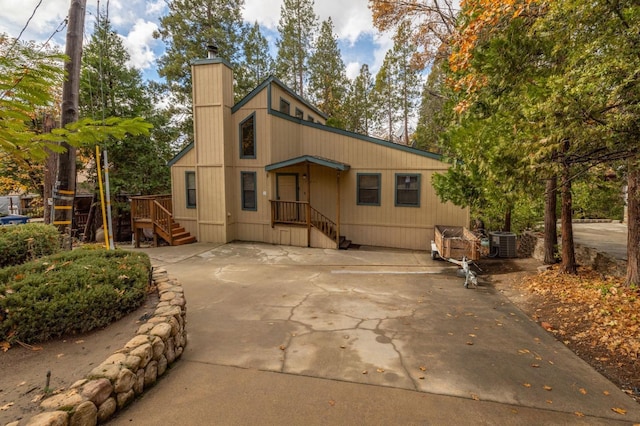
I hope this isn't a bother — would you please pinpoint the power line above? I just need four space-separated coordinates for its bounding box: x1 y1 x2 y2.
6 0 44 55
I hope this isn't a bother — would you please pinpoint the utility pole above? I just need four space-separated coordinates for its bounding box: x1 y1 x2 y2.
54 0 87 247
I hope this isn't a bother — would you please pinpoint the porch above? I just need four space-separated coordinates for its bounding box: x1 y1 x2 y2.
269 200 351 249
130 195 196 247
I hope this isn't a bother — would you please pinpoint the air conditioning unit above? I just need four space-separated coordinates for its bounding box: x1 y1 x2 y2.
489 232 517 258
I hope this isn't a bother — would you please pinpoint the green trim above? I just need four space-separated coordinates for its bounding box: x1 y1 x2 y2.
394 173 421 208
233 77 273 113
185 171 196 209
190 57 233 69
266 155 350 172
295 107 304 120
279 97 291 114
268 109 442 161
168 142 194 167
357 173 381 206
239 112 256 159
241 171 257 211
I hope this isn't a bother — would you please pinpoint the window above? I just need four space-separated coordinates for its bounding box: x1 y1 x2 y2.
295 108 304 119
357 173 381 206
241 172 257 211
240 113 256 158
307 115 314 123
395 174 420 207
279 98 290 115
186 171 196 208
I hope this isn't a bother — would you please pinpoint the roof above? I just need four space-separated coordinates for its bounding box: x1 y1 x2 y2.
265 155 351 172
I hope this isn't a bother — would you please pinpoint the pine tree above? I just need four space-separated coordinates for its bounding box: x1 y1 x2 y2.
345 64 374 135
275 0 318 97
238 21 275 92
373 50 402 142
307 18 348 125
391 21 422 145
154 0 246 138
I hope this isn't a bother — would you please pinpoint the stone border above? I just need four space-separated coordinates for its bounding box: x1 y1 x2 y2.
7 267 186 426
519 231 626 277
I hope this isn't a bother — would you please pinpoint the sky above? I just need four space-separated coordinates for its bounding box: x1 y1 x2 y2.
0 0 393 82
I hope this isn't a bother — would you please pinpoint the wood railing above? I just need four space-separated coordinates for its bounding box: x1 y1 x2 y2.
310 206 336 241
270 200 308 226
270 200 338 245
131 195 174 246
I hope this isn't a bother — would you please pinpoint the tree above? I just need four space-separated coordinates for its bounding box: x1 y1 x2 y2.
390 20 422 145
238 22 274 91
372 50 402 142
275 0 318 97
369 0 458 68
307 18 348 125
154 0 246 139
344 64 375 135
412 58 447 152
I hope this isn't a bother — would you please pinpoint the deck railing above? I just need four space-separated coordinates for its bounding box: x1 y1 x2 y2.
270 200 308 226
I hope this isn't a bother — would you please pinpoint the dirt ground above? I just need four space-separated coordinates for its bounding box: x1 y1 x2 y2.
1 256 637 424
0 292 158 424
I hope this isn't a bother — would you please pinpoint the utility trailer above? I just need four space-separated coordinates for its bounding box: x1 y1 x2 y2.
431 225 480 261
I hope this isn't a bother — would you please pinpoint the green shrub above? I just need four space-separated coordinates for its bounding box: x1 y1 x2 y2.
0 248 151 344
0 223 61 268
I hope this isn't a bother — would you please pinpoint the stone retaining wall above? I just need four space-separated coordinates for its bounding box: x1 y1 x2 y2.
7 267 186 426
518 231 626 277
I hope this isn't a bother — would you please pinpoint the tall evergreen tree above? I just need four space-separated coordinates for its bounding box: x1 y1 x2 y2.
345 64 374 135
413 58 447 152
238 21 274 92
80 16 172 198
154 0 246 139
373 50 402 142
275 0 318 97
307 18 348 125
391 20 422 145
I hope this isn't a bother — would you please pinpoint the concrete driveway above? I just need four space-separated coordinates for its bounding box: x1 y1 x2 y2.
111 242 640 425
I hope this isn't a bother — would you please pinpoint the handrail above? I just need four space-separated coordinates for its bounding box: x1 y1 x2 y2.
152 200 174 245
269 200 308 226
310 206 337 241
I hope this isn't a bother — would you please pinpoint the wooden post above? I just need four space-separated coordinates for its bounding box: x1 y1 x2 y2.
336 172 340 249
306 162 311 246
54 0 87 244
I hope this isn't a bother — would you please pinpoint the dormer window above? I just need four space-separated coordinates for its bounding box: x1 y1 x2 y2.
295 108 304 119
279 98 290 115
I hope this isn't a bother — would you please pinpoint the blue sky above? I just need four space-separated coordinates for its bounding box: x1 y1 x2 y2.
0 0 393 82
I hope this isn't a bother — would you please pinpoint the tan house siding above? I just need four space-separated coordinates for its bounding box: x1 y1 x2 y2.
169 65 469 250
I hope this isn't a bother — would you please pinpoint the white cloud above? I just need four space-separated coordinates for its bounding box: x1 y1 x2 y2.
121 19 158 70
346 62 361 80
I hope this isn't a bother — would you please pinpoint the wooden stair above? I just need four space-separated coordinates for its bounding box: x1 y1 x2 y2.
169 222 197 246
311 217 351 250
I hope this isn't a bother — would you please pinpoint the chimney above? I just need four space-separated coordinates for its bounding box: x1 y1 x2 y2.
207 40 219 59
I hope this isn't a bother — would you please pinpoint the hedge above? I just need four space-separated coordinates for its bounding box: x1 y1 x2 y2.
0 248 151 344
0 223 61 268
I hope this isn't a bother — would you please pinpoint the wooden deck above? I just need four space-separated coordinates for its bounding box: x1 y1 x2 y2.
130 195 196 247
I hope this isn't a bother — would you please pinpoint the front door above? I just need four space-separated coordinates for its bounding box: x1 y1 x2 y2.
276 174 300 221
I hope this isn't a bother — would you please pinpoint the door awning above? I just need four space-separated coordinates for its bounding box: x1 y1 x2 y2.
265 155 350 172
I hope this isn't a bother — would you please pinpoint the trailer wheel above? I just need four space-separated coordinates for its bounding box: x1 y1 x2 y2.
431 250 438 260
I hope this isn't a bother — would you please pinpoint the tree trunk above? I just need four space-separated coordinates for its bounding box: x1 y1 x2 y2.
544 177 558 264
503 205 512 232
560 161 577 274
625 162 639 287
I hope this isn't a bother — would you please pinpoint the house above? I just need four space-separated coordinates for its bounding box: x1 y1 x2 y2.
136 50 469 250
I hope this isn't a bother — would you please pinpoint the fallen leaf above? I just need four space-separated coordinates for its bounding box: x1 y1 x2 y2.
328 400 336 406
574 412 585 417
74 339 84 344
543 385 553 391
57 353 64 358
523 383 531 388
279 345 286 350
546 400 553 404
466 341 474 345
471 393 479 401
340 345 346 349
376 368 385 373
419 366 426 371
611 407 626 415
0 341 10 352
468 334 476 338
531 364 540 368
362 370 368 375
518 349 530 354
579 388 587 395
418 376 425 380
0 402 14 411
603 390 610 396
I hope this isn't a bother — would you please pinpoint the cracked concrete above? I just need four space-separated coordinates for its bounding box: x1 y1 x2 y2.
110 242 640 425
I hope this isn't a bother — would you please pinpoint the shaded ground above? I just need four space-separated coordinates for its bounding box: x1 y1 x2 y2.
480 257 639 405
0 292 158 424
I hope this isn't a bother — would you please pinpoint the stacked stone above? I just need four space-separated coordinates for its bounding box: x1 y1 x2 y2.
9 268 187 426
518 231 545 260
